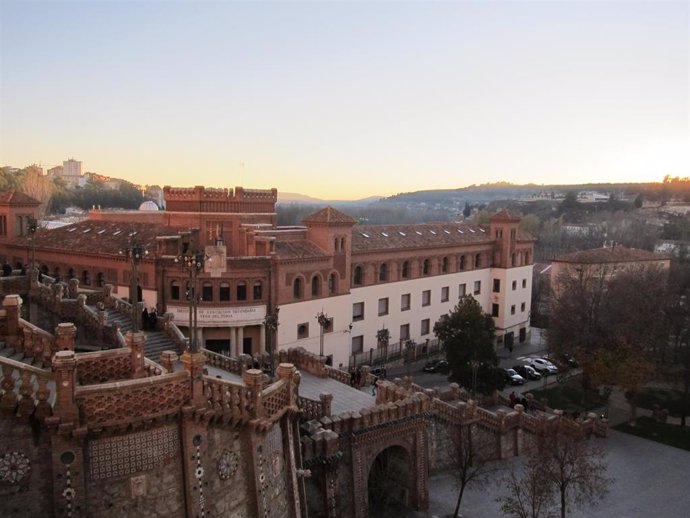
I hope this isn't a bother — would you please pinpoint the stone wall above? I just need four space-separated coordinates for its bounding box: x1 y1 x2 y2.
84 425 185 518
0 418 53 517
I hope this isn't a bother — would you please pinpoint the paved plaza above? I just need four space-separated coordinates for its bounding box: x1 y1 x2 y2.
410 430 690 518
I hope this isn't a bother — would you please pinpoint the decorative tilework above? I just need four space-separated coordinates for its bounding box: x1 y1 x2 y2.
0 451 30 484
88 426 179 481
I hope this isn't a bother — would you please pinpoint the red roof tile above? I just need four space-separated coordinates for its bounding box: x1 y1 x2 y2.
490 210 521 222
302 206 357 225
554 246 669 264
0 190 41 205
352 223 493 252
275 240 329 260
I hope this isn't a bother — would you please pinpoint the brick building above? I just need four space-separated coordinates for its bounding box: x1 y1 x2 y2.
1 186 535 367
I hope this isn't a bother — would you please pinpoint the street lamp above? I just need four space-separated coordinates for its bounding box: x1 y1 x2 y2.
316 311 329 358
175 251 204 353
27 217 38 323
119 242 148 332
264 307 279 377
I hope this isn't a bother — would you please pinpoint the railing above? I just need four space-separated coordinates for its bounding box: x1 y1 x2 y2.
298 395 324 420
204 376 254 421
262 379 289 419
202 348 243 375
76 349 132 385
163 315 187 352
18 318 55 364
349 338 443 368
0 356 54 419
144 358 165 376
324 364 349 384
75 371 190 428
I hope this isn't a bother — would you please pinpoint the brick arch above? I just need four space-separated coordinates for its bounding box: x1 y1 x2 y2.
351 417 428 517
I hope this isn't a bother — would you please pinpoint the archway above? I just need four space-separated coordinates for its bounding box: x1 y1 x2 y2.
367 445 412 516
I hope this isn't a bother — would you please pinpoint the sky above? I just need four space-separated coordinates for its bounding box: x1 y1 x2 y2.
1 0 688 200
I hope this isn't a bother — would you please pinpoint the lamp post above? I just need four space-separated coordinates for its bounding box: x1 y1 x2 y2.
27 217 37 323
316 311 329 358
175 251 204 353
119 242 148 332
469 359 481 398
264 308 279 377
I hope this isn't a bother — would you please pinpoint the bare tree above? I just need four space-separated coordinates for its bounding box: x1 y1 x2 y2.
542 434 612 518
451 424 501 517
498 456 555 518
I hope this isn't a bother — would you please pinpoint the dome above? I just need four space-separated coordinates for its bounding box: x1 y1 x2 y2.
138 201 159 211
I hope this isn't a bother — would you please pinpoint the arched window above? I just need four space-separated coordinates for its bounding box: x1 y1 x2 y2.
97 272 105 287
328 273 337 295
525 251 531 265
353 266 363 286
379 263 388 282
171 280 180 300
423 259 430 276
53 267 61 281
475 254 481 268
459 255 466 270
401 261 409 279
442 257 449 273
511 253 516 267
253 281 262 300
311 274 321 296
237 281 247 301
220 282 230 301
334 237 339 251
340 237 346 251
41 265 49 275
68 268 75 279
82 270 90 286
293 277 303 299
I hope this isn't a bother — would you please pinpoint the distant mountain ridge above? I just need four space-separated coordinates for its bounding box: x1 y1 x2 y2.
278 192 383 205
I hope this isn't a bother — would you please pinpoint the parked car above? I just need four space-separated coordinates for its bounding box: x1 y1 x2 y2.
423 359 450 374
504 368 525 385
512 364 542 380
527 357 559 375
370 367 386 378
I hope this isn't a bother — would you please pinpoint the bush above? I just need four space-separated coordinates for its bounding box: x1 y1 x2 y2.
626 388 686 417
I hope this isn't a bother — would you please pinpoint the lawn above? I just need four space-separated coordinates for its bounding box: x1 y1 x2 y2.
526 377 607 413
614 416 690 451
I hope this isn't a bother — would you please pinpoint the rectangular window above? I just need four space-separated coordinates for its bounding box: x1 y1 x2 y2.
400 323 410 341
441 286 449 302
522 278 527 288
512 280 517 291
253 283 262 300
493 279 500 293
202 284 213 301
353 302 365 321
236 283 247 301
297 323 309 339
219 283 230 301
352 335 364 354
511 305 516 315
474 281 481 295
378 297 389 316
0 215 6 236
521 302 526 312
421 318 430 336
401 293 411 311
422 290 431 306
171 284 180 300
459 283 466 297
492 303 499 317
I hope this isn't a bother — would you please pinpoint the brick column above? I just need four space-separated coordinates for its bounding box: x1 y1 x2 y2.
243 368 265 418
126 330 146 379
52 350 79 424
319 393 333 417
55 322 76 352
180 351 206 407
276 362 298 407
2 294 22 352
160 350 179 373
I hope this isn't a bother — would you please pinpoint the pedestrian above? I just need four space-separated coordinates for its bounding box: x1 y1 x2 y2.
372 376 378 396
509 391 517 407
141 307 149 330
149 307 158 329
350 368 355 387
355 367 362 388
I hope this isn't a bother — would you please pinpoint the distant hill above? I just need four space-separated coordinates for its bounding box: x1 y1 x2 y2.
278 192 383 205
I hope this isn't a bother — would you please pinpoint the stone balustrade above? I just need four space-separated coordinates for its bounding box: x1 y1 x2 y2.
203 376 254 422
202 347 244 374
0 355 54 420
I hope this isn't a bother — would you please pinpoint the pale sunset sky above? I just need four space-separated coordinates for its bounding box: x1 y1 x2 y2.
1 0 688 200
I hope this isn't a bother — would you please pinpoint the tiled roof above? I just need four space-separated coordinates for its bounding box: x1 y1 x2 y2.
0 190 41 205
491 210 521 222
352 223 492 252
11 220 183 256
554 246 669 264
302 206 357 225
274 240 328 260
